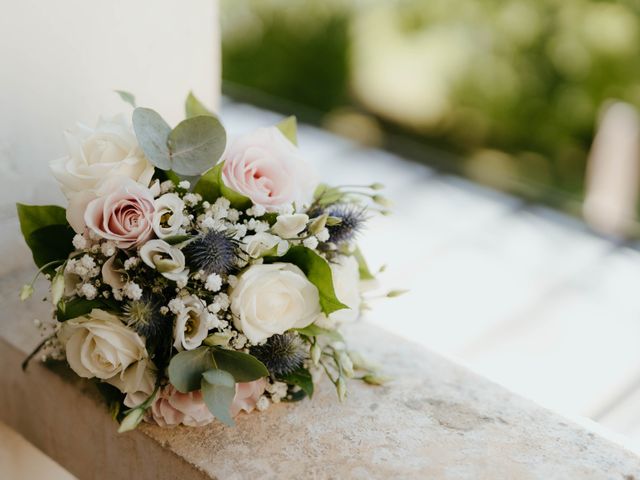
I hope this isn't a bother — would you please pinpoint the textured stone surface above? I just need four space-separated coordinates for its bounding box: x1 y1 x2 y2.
2 264 640 479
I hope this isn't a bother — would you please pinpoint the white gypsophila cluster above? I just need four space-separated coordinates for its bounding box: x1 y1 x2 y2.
265 381 289 403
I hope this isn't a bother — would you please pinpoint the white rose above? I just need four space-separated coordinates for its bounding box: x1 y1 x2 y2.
173 295 209 351
243 232 288 258
230 263 321 343
316 255 361 328
271 213 309 238
221 127 318 212
140 239 189 282
50 114 154 198
153 193 186 238
58 309 147 381
107 358 157 408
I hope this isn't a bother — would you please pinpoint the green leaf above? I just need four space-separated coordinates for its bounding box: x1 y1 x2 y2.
185 91 215 118
164 234 193 245
16 204 67 239
353 246 375 280
278 246 348 315
168 346 216 393
114 90 136 108
201 369 236 426
167 115 226 176
193 162 252 209
29 225 74 273
56 297 119 321
193 163 223 203
132 107 172 170
276 116 298 145
295 324 344 342
16 204 73 273
212 348 269 382
278 367 314 398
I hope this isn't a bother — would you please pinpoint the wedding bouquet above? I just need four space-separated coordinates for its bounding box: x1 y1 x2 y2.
17 92 391 432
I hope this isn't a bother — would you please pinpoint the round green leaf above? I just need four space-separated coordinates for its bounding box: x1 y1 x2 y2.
167 115 226 176
201 369 236 426
212 348 269 382
168 346 216 393
132 107 172 170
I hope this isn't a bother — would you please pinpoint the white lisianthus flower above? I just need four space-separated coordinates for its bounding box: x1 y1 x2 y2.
316 255 361 328
58 309 147 381
173 295 209 351
271 213 309 238
50 114 154 198
152 193 185 238
230 263 321 343
140 239 189 283
243 232 288 258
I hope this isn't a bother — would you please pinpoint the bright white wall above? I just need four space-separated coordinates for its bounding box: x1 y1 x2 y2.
0 0 220 213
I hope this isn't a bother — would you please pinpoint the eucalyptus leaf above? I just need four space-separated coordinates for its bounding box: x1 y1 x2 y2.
276 116 298 145
168 346 216 393
132 107 172 170
185 91 215 118
278 366 314 398
201 369 236 426
167 115 226 176
114 90 136 108
278 246 348 314
212 348 269 382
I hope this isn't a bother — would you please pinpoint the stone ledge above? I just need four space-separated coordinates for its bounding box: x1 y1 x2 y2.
2 265 640 478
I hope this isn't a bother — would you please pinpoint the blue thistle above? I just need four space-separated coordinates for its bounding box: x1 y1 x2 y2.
250 333 307 376
123 295 166 339
323 204 368 245
183 230 241 275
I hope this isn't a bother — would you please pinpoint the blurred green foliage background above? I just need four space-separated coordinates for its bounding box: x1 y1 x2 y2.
221 0 640 213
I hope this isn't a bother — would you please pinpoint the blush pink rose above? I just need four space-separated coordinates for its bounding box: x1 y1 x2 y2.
67 177 156 249
150 386 214 427
230 378 267 417
222 127 317 212
151 379 266 427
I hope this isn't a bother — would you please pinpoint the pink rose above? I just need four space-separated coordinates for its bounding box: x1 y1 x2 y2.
230 378 266 417
150 386 214 427
150 379 266 427
222 127 317 212
67 177 156 249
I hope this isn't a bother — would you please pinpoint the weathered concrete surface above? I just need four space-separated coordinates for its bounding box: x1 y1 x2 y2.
2 264 640 479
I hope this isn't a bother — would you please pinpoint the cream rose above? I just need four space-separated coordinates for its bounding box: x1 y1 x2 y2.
58 309 147 381
107 358 157 408
221 127 317 212
173 295 209 351
67 176 156 248
152 193 186 238
230 263 321 343
50 114 154 198
140 239 189 283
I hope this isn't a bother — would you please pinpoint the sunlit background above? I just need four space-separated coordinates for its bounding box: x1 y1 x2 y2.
221 0 640 450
